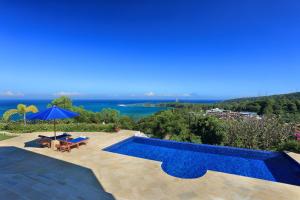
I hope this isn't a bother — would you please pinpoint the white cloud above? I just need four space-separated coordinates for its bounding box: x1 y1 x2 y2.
144 92 156 97
0 91 24 97
182 93 192 97
143 92 199 98
54 91 81 97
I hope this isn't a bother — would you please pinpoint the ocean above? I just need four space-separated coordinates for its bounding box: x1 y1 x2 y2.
0 99 219 120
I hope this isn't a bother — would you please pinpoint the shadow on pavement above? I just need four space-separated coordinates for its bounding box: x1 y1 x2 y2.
0 146 115 200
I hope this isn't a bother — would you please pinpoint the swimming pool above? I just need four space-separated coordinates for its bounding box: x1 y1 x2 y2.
103 136 300 186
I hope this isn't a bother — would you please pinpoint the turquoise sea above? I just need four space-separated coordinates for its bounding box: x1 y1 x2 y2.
0 99 219 120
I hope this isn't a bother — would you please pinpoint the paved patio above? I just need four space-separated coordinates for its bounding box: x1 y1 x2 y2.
0 131 300 200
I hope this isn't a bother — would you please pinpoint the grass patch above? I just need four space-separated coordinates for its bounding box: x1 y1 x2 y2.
0 134 15 141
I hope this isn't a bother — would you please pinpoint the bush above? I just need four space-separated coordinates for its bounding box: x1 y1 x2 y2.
224 116 295 150
0 122 116 133
99 108 120 123
118 116 136 130
0 123 7 131
49 96 73 109
137 110 189 139
170 132 202 144
189 116 227 145
277 140 300 153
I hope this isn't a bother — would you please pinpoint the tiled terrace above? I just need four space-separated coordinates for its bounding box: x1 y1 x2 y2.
0 131 299 200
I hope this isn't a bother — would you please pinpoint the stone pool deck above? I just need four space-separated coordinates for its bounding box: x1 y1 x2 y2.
0 131 299 200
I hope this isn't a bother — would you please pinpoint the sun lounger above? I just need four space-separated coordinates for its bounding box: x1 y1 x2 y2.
38 133 71 140
56 137 89 152
37 133 71 148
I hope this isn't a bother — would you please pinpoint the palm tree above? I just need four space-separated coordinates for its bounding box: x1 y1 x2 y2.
3 104 38 126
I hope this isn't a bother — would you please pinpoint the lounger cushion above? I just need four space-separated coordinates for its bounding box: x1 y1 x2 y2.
59 137 89 143
38 133 71 140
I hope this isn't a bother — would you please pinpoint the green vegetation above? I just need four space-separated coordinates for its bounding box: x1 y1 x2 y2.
0 122 115 133
49 96 73 109
224 116 294 150
1 93 300 153
189 116 226 145
137 110 298 152
137 110 192 140
3 104 38 126
218 92 300 122
1 96 135 133
137 92 300 153
0 134 15 141
277 140 300 153
160 92 300 122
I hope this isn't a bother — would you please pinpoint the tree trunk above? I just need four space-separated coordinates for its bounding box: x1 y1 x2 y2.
23 113 26 126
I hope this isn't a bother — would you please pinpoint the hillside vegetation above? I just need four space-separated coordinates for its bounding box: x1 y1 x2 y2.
160 92 300 122
218 92 300 122
1 94 300 153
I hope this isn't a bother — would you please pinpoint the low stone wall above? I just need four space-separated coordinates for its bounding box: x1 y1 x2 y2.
0 131 21 136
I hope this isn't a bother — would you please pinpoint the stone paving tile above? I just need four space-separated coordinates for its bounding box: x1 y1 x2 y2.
178 191 198 200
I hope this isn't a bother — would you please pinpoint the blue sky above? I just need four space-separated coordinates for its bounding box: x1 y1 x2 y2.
0 0 299 99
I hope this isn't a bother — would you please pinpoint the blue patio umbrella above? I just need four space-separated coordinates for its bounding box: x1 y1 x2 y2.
28 105 79 139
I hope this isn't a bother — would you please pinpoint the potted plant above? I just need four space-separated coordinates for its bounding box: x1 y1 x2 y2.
114 121 121 132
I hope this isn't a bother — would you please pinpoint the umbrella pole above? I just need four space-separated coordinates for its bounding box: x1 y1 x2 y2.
54 119 56 140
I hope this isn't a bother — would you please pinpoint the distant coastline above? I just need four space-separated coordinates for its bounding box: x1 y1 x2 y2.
0 99 221 119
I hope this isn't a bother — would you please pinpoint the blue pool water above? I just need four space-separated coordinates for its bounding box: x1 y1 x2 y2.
104 137 300 186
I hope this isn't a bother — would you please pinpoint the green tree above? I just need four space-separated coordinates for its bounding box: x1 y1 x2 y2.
287 102 297 113
50 96 73 109
260 100 274 115
190 116 227 145
118 116 135 130
3 104 38 126
137 110 189 139
246 103 261 112
100 108 120 123
295 100 300 111
71 106 94 123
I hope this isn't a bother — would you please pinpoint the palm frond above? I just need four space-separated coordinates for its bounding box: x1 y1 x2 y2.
26 105 38 113
3 109 18 121
17 104 26 114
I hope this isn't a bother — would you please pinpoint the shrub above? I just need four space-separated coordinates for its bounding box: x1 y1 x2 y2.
0 123 7 131
0 122 116 133
137 110 189 139
277 140 300 153
118 116 136 130
224 116 295 150
99 108 120 123
189 116 227 145
49 96 73 109
170 132 202 144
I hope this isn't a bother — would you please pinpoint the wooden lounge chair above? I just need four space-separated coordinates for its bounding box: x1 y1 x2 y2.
38 138 51 148
37 133 71 148
56 137 89 152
